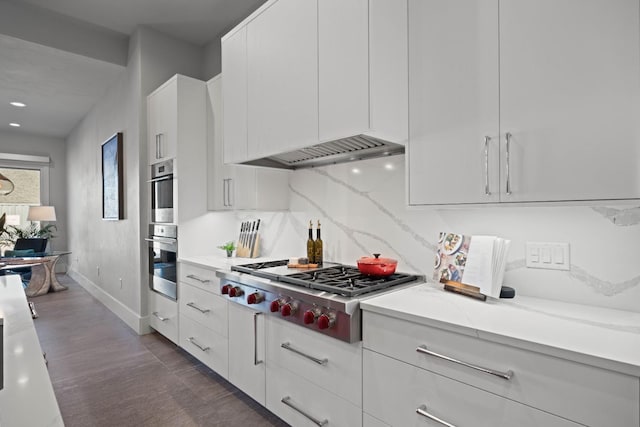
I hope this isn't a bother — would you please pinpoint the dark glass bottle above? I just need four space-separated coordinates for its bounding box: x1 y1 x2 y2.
315 220 323 265
306 220 315 263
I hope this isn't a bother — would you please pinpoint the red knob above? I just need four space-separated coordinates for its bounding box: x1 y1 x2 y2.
317 314 335 330
228 287 243 298
221 284 231 295
247 292 264 304
303 310 317 324
281 302 297 317
270 300 282 313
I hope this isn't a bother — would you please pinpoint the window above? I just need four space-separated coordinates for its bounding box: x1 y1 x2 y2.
0 167 42 229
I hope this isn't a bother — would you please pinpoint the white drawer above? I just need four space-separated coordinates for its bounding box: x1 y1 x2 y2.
179 262 219 293
179 283 228 337
266 316 362 406
266 363 362 427
363 311 640 427
364 349 581 427
179 314 228 378
148 290 178 344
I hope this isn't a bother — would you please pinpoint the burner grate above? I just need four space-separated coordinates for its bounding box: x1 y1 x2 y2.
231 259 289 274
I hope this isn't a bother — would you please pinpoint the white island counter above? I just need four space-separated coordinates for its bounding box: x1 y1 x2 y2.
0 274 63 427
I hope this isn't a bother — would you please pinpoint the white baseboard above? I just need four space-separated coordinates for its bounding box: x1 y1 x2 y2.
67 268 152 335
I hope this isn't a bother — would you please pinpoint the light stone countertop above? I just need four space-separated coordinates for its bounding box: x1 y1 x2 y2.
361 282 640 377
0 275 63 427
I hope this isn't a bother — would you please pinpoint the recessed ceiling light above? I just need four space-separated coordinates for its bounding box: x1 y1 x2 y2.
10 102 26 107
9 123 21 127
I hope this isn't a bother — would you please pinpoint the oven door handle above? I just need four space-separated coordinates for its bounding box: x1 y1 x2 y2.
145 237 177 245
147 175 173 183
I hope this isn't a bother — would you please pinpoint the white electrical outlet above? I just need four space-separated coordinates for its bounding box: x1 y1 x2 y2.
526 242 570 270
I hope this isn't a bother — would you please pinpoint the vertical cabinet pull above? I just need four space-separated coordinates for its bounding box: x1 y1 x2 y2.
226 179 233 207
483 136 491 195
155 135 160 159
222 179 228 207
281 396 328 426
158 133 164 159
254 312 263 365
505 132 512 195
416 405 457 427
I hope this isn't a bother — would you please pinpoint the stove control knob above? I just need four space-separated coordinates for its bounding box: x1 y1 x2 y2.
317 313 336 330
247 292 264 305
281 302 298 317
228 287 244 298
270 299 282 313
221 284 231 295
303 308 321 324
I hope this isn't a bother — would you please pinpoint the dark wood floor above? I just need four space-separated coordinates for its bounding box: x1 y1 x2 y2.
32 275 288 427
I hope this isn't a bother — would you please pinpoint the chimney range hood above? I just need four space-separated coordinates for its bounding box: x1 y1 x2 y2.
240 134 405 170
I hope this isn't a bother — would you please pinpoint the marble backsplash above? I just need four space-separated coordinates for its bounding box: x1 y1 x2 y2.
181 155 640 313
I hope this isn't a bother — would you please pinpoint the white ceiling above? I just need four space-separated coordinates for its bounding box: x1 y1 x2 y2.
0 0 266 139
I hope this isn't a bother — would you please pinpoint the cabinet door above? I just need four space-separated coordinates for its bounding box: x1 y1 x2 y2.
228 303 266 405
247 0 318 159
500 0 640 202
318 0 369 142
408 0 500 205
207 76 232 210
222 27 249 164
148 81 177 165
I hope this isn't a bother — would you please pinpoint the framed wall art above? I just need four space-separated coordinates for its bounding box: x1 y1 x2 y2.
101 132 124 220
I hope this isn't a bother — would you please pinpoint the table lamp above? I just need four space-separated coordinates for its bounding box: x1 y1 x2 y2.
27 206 57 251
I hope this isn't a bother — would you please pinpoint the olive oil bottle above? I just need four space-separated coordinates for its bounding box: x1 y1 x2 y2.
314 220 323 265
306 220 315 263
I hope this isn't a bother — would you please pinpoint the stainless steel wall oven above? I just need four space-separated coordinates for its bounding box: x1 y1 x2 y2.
150 159 174 224
146 224 177 300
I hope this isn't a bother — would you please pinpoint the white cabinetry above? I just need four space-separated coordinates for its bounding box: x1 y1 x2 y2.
206 76 289 211
148 290 178 344
178 263 229 377
363 310 640 427
147 80 177 164
408 0 640 205
228 303 266 405
221 26 248 165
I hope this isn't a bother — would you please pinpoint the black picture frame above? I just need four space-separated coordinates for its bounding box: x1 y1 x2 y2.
101 132 124 220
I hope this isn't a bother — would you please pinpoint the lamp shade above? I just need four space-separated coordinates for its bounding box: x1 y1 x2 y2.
27 206 57 222
0 173 14 196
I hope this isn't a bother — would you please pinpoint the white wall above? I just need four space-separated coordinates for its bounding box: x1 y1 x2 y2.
65 27 203 332
0 130 68 252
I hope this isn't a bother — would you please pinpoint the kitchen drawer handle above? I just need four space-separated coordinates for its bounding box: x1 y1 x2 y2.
484 136 491 195
505 132 512 195
186 302 210 314
186 274 210 284
188 337 210 352
281 342 328 365
281 396 328 427
416 345 513 380
152 311 168 322
416 404 457 427
254 312 263 365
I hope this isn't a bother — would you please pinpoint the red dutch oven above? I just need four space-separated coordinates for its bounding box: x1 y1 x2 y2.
357 253 398 276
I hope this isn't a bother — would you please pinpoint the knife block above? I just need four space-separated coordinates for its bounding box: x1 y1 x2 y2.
237 234 260 258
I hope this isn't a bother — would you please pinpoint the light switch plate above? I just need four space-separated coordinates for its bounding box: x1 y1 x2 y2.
526 242 570 270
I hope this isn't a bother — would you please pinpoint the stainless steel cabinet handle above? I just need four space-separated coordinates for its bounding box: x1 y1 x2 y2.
226 178 233 207
505 132 512 195
484 136 491 195
158 133 164 158
186 302 210 314
152 311 168 322
254 312 263 365
188 337 210 352
416 345 513 380
155 135 160 159
281 342 328 365
416 405 457 427
281 396 328 427
186 274 210 284
222 179 228 207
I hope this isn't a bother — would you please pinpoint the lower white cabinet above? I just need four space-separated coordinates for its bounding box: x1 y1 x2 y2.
148 290 178 344
179 314 229 378
266 363 362 427
227 302 266 405
363 349 580 427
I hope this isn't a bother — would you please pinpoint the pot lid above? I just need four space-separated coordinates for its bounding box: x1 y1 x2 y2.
358 253 397 265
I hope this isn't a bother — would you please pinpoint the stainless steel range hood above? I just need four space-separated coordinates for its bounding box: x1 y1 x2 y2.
240 134 405 170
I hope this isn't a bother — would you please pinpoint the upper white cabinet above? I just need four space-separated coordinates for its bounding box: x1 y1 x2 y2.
221 0 408 165
408 0 640 205
247 0 318 159
207 76 289 211
147 79 178 164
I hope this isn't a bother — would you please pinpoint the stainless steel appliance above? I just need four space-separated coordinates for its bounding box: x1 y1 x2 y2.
216 260 421 343
146 224 177 300
149 159 174 224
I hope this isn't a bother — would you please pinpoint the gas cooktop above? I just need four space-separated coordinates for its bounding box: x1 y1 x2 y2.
231 259 419 298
